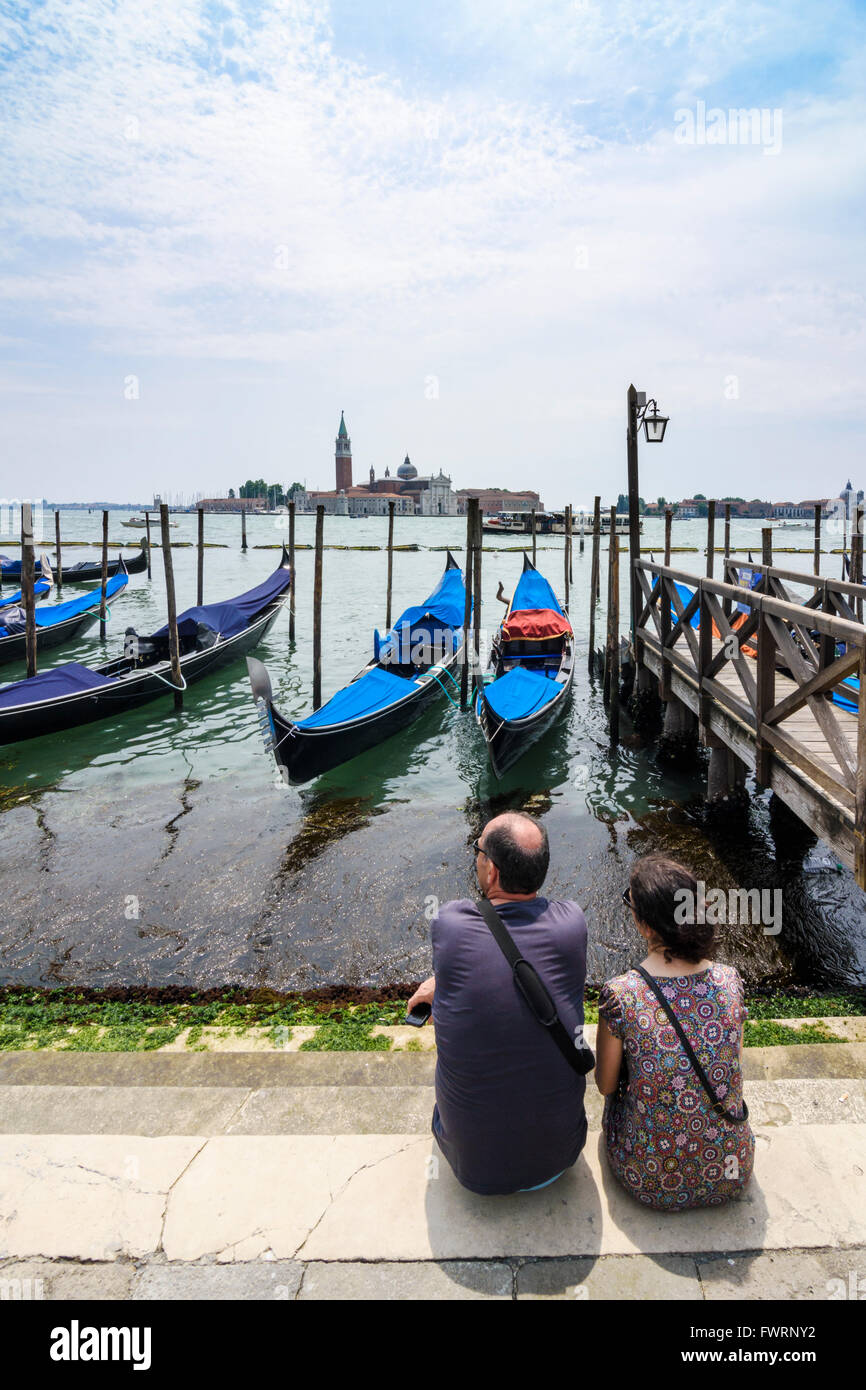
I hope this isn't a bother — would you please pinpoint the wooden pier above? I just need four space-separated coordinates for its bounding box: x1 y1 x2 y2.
632 556 866 884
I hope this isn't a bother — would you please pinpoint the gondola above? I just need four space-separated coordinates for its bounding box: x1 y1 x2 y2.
1 578 52 605
248 551 467 784
475 553 574 777
0 564 129 666
0 537 149 584
0 549 292 744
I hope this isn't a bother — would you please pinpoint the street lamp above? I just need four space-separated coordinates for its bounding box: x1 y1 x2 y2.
626 384 670 661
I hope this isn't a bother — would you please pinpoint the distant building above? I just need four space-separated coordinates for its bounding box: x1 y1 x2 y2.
457 488 542 515
197 496 266 512
303 415 458 516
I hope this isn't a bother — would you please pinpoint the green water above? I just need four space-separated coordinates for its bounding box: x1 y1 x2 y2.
0 509 863 991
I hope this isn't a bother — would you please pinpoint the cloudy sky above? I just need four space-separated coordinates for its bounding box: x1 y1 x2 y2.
1 0 864 507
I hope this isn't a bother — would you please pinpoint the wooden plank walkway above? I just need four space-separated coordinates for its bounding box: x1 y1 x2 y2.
634 558 866 882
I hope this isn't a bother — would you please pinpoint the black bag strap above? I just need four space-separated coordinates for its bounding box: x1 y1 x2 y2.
476 897 593 1078
634 966 749 1125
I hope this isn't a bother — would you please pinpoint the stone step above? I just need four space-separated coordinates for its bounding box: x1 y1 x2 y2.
2 1078 864 1137
2 1040 866 1089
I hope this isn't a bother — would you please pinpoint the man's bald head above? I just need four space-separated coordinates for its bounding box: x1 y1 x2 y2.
480 813 549 895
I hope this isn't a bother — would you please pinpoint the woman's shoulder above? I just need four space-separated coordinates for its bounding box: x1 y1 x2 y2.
599 968 643 1003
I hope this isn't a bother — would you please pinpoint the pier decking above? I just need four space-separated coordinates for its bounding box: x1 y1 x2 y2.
633 557 866 884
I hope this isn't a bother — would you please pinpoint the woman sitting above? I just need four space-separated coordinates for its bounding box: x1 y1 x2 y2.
595 854 755 1211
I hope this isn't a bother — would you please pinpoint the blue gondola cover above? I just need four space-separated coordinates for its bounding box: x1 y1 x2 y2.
482 666 559 721
0 662 118 709
296 666 417 729
153 565 291 641
509 566 564 616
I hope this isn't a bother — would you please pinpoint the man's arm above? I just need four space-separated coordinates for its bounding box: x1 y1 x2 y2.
407 976 435 1013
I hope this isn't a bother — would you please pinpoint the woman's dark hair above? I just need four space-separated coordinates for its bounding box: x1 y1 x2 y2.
483 815 549 894
628 854 714 964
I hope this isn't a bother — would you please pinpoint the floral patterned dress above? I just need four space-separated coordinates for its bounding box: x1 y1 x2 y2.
597 964 755 1211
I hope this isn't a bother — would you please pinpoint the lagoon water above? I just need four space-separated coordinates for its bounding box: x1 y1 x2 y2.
1 508 864 992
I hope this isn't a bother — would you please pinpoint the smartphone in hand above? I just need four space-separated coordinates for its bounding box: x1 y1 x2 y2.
404 1001 432 1027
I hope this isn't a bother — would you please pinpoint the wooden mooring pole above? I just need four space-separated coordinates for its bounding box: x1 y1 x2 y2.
386 499 395 631
197 507 204 607
21 502 37 679
472 500 483 702
706 500 716 579
568 504 574 582
588 495 601 677
813 503 822 577
608 531 620 746
723 503 731 562
531 508 537 565
99 509 109 640
288 501 296 643
241 507 248 553
664 507 672 566
603 505 616 707
145 511 152 579
762 526 773 576
460 500 476 709
564 505 571 609
54 510 63 593
159 503 183 711
312 505 324 711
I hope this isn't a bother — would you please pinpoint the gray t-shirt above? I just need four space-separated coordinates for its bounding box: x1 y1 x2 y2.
431 895 588 1195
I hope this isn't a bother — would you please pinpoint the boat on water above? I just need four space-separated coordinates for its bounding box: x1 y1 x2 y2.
248 551 467 784
0 538 149 584
122 517 175 528
475 553 574 776
0 549 292 744
0 565 129 666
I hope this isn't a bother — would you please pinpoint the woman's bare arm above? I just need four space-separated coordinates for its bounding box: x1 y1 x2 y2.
594 1015 624 1095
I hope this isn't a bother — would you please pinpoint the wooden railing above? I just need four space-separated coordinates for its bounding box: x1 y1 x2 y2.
634 558 866 882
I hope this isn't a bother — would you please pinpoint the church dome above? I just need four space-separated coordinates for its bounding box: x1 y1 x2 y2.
397 454 418 480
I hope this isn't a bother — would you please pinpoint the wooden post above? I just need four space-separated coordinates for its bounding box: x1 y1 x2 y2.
145 511 152 579
531 508 537 565
385 500 395 631
664 507 672 566
813 503 822 577
312 505 324 710
603 506 616 705
99 509 109 640
856 505 864 624
659 562 671 701
588 495 601 677
472 500 483 700
761 527 773 588
54 510 63 593
568 505 574 580
706 500 716 578
608 534 620 745
626 384 642 661
460 500 476 708
159 504 183 710
755 594 776 788
699 578 712 736
592 496 601 600
724 503 731 561
288 501 296 643
196 507 204 607
564 505 570 609
21 503 37 679
241 507 247 552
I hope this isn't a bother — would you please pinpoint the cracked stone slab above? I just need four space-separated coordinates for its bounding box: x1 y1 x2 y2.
298 1260 513 1300
162 1134 427 1262
0 1259 135 1300
133 1261 303 1300
697 1247 866 1300
0 1086 253 1136
0 1136 203 1261
516 1254 702 1300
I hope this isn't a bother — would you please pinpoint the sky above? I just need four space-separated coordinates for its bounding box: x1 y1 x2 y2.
1 0 864 508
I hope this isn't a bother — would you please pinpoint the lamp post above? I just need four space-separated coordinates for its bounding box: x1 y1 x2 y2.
626 383 669 664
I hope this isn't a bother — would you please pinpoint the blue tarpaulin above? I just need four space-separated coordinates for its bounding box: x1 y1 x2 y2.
0 570 128 637
1 579 51 605
153 564 291 640
832 676 858 713
387 565 467 636
375 562 466 663
296 666 416 729
0 662 118 709
482 666 560 721
509 565 564 617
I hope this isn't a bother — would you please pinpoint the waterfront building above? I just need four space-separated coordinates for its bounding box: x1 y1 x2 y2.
456 488 542 515
303 415 459 516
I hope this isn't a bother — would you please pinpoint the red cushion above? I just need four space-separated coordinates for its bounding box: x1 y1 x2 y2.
502 608 573 641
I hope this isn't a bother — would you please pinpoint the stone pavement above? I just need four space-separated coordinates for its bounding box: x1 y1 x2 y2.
1 1045 865 1300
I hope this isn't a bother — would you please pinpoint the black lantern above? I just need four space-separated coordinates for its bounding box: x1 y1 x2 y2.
642 403 668 444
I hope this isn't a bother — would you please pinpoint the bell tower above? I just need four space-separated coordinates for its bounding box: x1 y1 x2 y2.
335 411 352 492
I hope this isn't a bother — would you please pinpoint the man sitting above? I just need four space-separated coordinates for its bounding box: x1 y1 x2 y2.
407 812 588 1195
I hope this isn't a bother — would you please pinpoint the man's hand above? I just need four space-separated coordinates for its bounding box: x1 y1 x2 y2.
407 976 435 1014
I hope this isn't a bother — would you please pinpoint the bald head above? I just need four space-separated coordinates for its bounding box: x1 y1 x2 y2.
480 813 549 895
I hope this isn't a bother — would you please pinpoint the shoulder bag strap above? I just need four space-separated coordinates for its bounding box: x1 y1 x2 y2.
476 897 593 1077
634 966 749 1125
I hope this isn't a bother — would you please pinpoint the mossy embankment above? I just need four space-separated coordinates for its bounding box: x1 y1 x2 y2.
0 984 864 1053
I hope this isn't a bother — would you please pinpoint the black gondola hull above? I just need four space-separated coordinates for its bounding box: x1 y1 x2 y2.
268 663 454 784
0 611 100 667
476 665 573 777
0 598 286 744
1 544 148 585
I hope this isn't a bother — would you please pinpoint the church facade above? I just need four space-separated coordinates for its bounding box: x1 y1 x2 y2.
300 413 459 516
